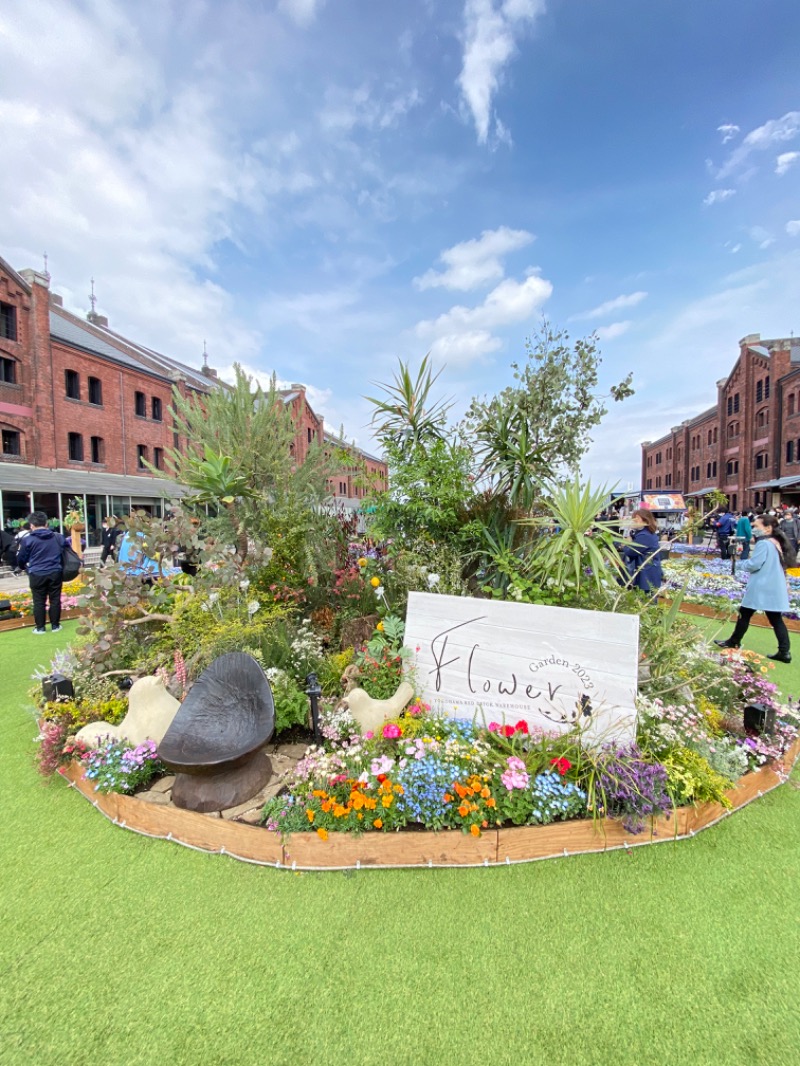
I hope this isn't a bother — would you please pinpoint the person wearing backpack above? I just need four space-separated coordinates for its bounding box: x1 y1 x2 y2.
15 511 70 634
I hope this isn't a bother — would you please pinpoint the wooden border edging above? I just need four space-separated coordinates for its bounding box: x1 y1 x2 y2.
671 601 800 633
57 736 800 871
0 609 84 633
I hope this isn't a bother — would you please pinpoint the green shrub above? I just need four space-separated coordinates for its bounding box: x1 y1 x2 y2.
265 668 309 734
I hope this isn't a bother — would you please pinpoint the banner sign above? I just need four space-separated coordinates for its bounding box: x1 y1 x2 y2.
641 493 687 512
404 593 639 744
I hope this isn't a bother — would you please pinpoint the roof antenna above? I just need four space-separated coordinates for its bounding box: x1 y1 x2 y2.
43 252 50 281
89 277 97 316
202 340 209 369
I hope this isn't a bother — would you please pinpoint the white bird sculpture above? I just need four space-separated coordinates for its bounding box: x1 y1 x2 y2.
342 681 415 735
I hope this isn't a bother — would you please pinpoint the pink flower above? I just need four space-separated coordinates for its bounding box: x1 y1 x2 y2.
488 722 501 733
382 723 402 739
363 731 374 740
507 756 526 773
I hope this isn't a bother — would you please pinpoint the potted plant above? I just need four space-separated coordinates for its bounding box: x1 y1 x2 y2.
64 498 86 532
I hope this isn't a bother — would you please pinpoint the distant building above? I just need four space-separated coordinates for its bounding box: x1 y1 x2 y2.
640 333 800 512
0 254 386 541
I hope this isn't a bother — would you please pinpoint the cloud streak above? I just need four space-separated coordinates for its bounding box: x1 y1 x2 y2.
413 225 534 291
572 291 647 321
457 0 545 144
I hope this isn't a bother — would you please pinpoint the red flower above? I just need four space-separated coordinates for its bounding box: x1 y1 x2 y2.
501 725 515 738
550 757 572 777
377 773 387 783
514 720 529 734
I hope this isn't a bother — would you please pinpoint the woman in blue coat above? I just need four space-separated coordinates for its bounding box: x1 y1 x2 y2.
714 513 795 662
621 509 663 593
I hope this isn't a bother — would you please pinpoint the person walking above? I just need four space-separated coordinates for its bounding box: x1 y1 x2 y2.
714 513 795 662
778 508 799 554
735 510 753 561
100 515 122 566
621 509 663 592
15 511 69 634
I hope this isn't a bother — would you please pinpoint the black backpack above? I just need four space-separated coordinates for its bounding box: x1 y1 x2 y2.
62 543 82 581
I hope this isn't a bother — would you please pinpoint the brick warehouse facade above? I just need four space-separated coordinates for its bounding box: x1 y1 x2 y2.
0 254 386 540
641 334 800 512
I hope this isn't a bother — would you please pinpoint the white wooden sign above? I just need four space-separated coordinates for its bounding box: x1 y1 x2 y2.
404 592 639 744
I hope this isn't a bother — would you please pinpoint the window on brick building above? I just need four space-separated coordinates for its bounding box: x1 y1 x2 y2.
90 436 104 464
0 301 17 341
665 473 671 487
706 462 711 479
2 428 21 456
707 430 712 446
797 438 800 460
137 444 148 469
727 397 733 416
646 478 652 489
65 369 80 400
655 451 662 464
790 394 796 417
787 441 795 464
0 355 17 383
713 427 718 443
135 391 147 417
88 377 103 405
655 476 661 488
734 393 740 413
151 396 162 421
68 432 83 461
765 375 770 399
731 494 737 510
307 427 312 444
153 447 163 470
756 380 763 403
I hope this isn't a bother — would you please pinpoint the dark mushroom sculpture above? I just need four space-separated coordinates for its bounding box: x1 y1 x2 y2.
158 652 275 813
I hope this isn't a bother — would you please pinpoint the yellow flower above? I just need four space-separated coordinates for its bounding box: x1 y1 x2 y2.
376 621 384 632
370 576 381 588
357 557 368 568
470 824 481 837
316 827 328 841
306 809 315 823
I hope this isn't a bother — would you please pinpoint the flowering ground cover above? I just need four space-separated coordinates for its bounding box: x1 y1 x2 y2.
664 558 800 618
4 621 800 1066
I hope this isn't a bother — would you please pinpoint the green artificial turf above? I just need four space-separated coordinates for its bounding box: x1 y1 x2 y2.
2 622 799 1066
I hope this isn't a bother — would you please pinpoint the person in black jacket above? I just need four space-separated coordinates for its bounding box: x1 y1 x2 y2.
100 515 122 566
16 512 69 634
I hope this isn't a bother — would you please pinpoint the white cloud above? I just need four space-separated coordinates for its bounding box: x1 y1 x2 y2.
319 84 422 133
717 111 800 180
595 321 631 341
457 0 545 144
278 0 325 27
717 124 740 144
749 226 775 250
415 272 552 365
729 243 742 254
703 188 736 206
776 151 800 176
787 221 800 237
414 226 534 291
572 291 647 321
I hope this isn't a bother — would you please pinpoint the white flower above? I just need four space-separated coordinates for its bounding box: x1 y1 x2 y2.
374 585 386 599
427 572 441 587
247 600 260 617
208 592 219 606
239 579 250 591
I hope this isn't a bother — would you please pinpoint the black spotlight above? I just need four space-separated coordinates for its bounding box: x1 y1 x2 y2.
743 703 776 735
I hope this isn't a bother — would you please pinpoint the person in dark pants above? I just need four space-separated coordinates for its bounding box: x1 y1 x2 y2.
714 513 795 662
100 515 122 566
15 511 69 634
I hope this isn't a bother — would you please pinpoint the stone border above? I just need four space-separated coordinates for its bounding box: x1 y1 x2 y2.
58 736 800 871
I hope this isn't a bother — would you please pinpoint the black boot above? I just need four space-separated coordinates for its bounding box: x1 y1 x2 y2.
714 639 740 649
767 651 792 663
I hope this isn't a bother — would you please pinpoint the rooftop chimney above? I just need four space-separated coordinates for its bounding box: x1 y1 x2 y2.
19 268 50 289
87 311 109 328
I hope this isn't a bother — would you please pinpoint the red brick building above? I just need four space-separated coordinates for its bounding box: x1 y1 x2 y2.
641 334 800 512
0 254 387 540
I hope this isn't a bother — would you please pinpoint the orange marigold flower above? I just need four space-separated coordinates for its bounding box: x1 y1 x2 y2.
306 809 315 822
373 818 383 829
443 793 453 803
350 792 365 810
321 800 332 813
316 827 328 841
470 824 481 837
487 798 496 808
454 783 468 799
312 789 327 798
458 804 469 817
365 797 377 810
393 784 403 794
382 794 393 808
357 813 363 820
481 787 491 798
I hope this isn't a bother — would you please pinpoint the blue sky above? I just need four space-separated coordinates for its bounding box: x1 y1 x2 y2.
1 0 798 486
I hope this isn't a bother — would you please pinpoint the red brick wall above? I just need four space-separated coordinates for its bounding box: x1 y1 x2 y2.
0 266 35 463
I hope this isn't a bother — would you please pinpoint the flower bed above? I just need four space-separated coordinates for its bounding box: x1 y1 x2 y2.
663 558 800 619
57 734 800 868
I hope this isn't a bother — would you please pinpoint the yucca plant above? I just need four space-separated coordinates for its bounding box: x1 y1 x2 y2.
182 446 256 561
524 479 626 595
365 354 453 448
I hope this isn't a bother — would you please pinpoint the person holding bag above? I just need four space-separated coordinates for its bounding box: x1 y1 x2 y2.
15 511 70 634
714 513 795 662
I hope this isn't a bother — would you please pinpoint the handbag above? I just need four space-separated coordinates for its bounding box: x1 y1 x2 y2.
61 542 82 581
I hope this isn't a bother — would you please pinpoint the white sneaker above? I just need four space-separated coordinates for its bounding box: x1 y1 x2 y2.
51 625 62 633
32 627 47 635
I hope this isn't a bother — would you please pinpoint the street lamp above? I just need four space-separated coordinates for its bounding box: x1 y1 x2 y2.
306 672 322 744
